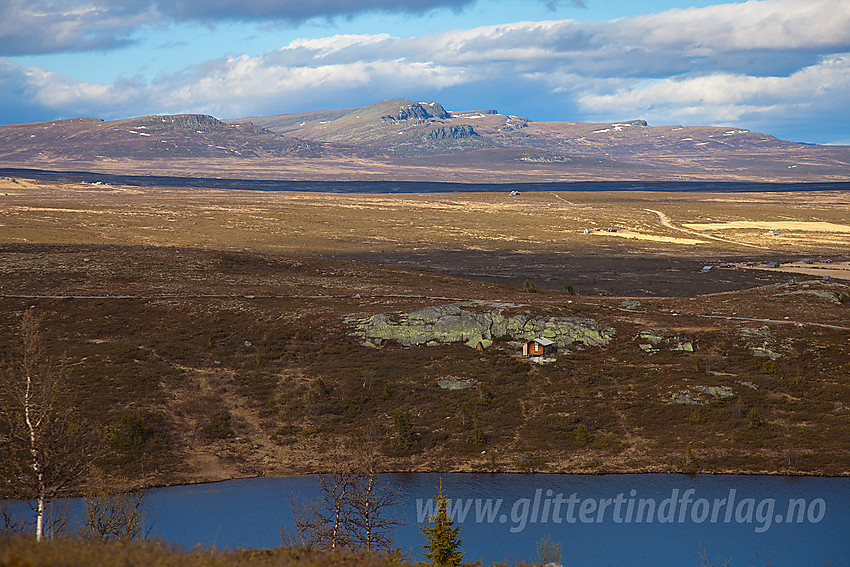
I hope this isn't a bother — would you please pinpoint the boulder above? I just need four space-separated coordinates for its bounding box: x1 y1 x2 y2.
751 346 781 360
637 329 696 352
740 326 772 339
638 329 667 345
437 377 476 390
672 393 703 405
695 385 734 399
672 385 734 405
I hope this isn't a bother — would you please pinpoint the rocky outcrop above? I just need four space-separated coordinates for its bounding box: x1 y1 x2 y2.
437 377 476 390
348 303 615 349
776 286 849 305
381 102 450 122
637 329 696 353
751 346 781 360
135 114 226 129
739 326 782 359
426 125 477 140
672 385 734 405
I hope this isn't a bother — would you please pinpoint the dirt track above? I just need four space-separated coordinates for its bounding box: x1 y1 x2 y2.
644 208 769 250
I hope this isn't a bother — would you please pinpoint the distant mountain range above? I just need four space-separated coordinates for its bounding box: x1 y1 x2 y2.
1 98 848 183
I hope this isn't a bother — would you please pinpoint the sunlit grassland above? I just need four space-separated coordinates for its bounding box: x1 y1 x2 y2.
2 179 850 255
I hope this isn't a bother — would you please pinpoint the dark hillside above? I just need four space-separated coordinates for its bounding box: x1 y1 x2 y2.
0 114 324 162
1 243 848 491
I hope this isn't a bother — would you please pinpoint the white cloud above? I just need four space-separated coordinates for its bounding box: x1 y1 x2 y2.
142 46 470 118
574 54 850 129
0 1 157 55
25 68 119 109
1 0 848 142
282 34 394 57
0 0 475 56
629 0 850 51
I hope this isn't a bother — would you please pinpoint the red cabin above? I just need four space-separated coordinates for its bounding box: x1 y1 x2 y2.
522 337 556 357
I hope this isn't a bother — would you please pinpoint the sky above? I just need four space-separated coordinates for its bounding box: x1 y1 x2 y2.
1 0 849 144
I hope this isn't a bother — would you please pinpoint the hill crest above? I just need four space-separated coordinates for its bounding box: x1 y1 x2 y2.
0 98 848 183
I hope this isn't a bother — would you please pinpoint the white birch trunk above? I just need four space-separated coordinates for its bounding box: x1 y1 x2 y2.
24 352 45 541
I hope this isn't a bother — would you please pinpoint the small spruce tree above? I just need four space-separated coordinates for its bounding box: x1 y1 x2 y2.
421 480 464 567
575 424 592 447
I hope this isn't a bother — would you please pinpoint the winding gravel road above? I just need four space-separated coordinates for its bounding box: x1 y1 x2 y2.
643 208 770 250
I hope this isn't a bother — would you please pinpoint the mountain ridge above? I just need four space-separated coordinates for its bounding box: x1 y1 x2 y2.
1 98 848 183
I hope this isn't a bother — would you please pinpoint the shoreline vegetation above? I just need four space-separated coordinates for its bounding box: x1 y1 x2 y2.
133 466 850 494
0 537 414 567
0 468 485 567
0 536 736 567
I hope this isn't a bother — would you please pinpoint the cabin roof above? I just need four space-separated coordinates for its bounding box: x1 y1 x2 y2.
525 337 555 346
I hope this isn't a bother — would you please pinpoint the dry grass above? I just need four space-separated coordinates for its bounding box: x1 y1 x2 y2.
0 535 411 567
2 178 850 256
683 221 850 232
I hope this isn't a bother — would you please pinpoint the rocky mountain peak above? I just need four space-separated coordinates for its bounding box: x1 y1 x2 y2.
381 100 450 122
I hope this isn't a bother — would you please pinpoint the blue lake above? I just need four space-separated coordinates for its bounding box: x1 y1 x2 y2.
7 473 850 566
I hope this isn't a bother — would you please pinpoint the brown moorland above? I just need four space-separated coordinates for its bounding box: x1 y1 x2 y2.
1 177 849 491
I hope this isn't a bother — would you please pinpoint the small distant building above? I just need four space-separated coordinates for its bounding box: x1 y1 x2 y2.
583 228 593 234
606 227 618 232
522 337 557 357
718 263 732 268
801 258 814 264
702 265 714 272
509 190 520 196
766 261 781 268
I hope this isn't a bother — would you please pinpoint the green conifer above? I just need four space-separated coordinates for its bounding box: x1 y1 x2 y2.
420 479 464 567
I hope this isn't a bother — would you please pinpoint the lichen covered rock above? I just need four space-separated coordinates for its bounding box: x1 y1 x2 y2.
349 303 615 349
740 326 783 359
637 329 695 353
672 385 734 405
437 377 476 390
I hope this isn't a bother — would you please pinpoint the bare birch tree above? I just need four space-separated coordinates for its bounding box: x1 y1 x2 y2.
78 469 150 541
282 470 354 551
0 309 100 540
317 471 355 550
282 446 403 554
281 494 325 550
348 450 404 553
